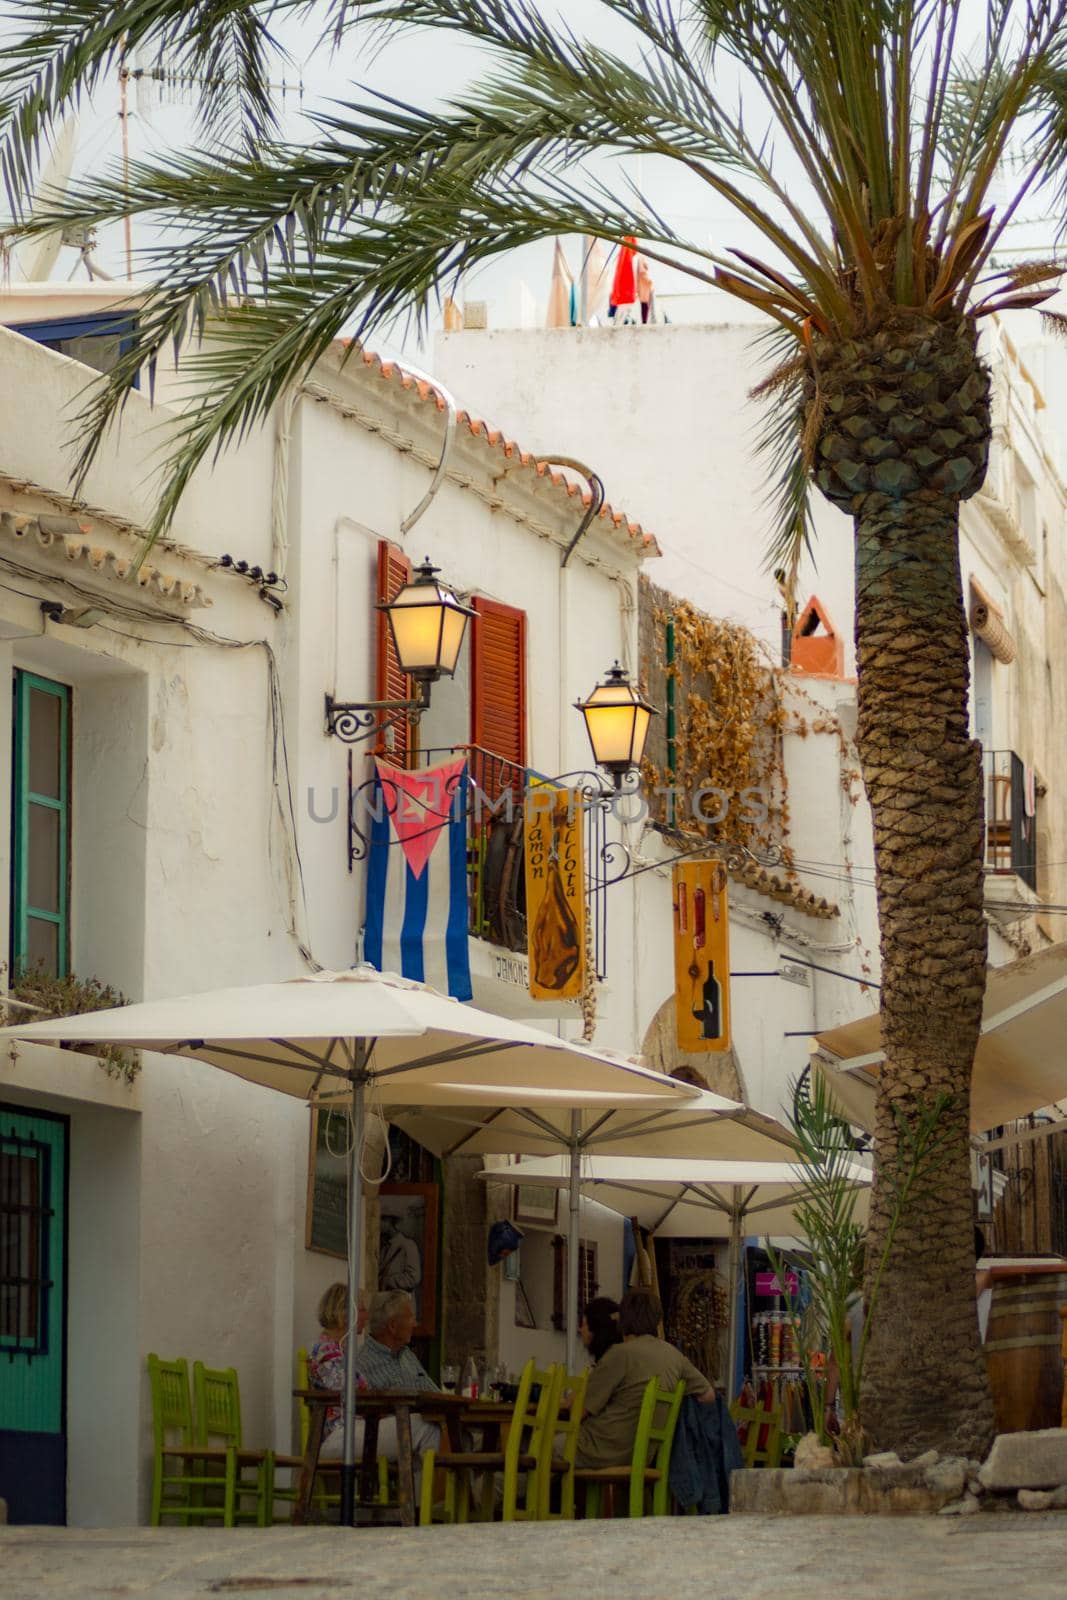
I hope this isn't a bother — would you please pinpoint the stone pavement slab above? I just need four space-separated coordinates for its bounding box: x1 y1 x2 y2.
3 1515 1067 1600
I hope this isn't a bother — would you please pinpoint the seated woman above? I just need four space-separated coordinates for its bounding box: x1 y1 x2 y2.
575 1287 715 1469
580 1296 623 1365
307 1282 371 1462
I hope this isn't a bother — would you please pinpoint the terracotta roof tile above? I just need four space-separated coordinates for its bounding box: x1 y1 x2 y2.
730 859 839 920
0 510 211 610
359 348 659 555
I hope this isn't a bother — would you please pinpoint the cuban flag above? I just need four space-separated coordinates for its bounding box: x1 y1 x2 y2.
363 756 472 1001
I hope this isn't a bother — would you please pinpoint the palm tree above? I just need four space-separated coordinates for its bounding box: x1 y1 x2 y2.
5 0 1067 1457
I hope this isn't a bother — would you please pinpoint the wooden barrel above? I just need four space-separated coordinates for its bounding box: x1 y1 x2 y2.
984 1271 1067 1433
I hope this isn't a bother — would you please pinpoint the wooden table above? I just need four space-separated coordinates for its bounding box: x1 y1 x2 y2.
293 1388 480 1527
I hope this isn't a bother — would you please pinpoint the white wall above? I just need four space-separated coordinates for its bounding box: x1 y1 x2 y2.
0 309 315 1517
434 324 857 673
0 323 273 570
496 1201 624 1376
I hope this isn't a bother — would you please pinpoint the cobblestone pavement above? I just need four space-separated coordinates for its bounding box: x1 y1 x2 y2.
3 1515 1066 1600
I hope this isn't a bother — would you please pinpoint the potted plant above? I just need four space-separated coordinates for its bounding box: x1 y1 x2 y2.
2 964 137 1084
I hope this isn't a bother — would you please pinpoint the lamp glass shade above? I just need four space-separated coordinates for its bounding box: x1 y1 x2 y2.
578 667 655 775
436 603 469 675
385 576 472 678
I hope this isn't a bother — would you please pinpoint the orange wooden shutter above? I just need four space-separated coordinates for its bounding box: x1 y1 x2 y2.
375 539 414 766
470 596 527 786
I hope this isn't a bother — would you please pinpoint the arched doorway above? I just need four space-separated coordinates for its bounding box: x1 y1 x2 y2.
640 996 746 1102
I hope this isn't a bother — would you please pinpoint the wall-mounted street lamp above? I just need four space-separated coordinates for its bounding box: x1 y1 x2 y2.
575 661 657 790
325 558 476 743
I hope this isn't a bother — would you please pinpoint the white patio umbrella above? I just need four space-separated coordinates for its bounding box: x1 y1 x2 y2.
480 1154 871 1397
390 1087 798 1372
0 965 696 1523
812 941 1067 1136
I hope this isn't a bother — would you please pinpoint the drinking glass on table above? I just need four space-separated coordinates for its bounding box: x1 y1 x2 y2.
489 1364 507 1401
441 1363 458 1394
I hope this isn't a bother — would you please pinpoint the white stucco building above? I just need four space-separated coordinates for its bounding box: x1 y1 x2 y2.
0 282 684 1526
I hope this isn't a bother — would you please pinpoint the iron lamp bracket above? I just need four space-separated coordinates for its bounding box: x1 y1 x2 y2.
324 688 428 744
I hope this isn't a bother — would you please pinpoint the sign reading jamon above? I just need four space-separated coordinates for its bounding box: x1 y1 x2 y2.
524 781 586 1002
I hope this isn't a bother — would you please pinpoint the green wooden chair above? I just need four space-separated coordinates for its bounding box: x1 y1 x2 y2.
574 1378 686 1519
541 1368 590 1521
191 1361 273 1526
148 1354 246 1527
730 1398 784 1469
419 1359 562 1526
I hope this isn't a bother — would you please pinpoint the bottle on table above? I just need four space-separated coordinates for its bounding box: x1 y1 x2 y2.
461 1355 479 1399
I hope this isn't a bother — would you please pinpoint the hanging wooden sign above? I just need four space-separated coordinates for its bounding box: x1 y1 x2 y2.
524 781 586 1001
673 860 731 1052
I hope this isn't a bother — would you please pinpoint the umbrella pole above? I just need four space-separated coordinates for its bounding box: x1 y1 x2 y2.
566 1115 581 1374
340 1044 367 1528
725 1192 743 1404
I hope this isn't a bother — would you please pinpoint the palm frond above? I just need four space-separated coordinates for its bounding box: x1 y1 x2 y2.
15 121 731 534
749 323 815 602
0 0 287 211
1040 310 1067 341
1025 59 1067 219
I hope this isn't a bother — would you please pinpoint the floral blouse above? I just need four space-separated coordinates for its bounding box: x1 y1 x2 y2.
308 1334 366 1438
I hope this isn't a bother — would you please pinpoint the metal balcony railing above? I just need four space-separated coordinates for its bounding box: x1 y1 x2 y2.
419 745 607 976
984 749 1038 891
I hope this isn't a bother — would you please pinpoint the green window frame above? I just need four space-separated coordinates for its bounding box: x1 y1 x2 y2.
11 670 71 978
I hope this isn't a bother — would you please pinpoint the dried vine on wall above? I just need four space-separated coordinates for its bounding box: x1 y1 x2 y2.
641 593 792 864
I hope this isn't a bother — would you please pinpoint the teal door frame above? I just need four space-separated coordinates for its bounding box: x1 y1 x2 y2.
0 1103 69 1523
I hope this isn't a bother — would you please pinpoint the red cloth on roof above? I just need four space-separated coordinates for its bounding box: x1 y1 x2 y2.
610 235 637 309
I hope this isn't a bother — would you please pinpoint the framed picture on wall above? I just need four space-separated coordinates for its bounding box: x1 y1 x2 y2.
513 1182 559 1229
378 1182 438 1337
305 1103 348 1260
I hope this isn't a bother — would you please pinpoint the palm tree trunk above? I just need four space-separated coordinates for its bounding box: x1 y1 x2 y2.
852 486 995 1458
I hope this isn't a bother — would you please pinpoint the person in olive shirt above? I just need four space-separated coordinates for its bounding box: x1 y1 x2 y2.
575 1287 716 1469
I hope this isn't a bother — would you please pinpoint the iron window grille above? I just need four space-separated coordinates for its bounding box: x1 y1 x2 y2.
0 1128 53 1361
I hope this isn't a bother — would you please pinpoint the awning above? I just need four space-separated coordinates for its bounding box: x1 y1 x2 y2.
970 577 1016 665
813 943 1067 1135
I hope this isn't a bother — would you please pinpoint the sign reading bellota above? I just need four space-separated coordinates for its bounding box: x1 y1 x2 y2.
524 781 586 1002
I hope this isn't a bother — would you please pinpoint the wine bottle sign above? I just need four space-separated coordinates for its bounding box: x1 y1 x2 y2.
672 861 731 1052
524 780 586 1001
